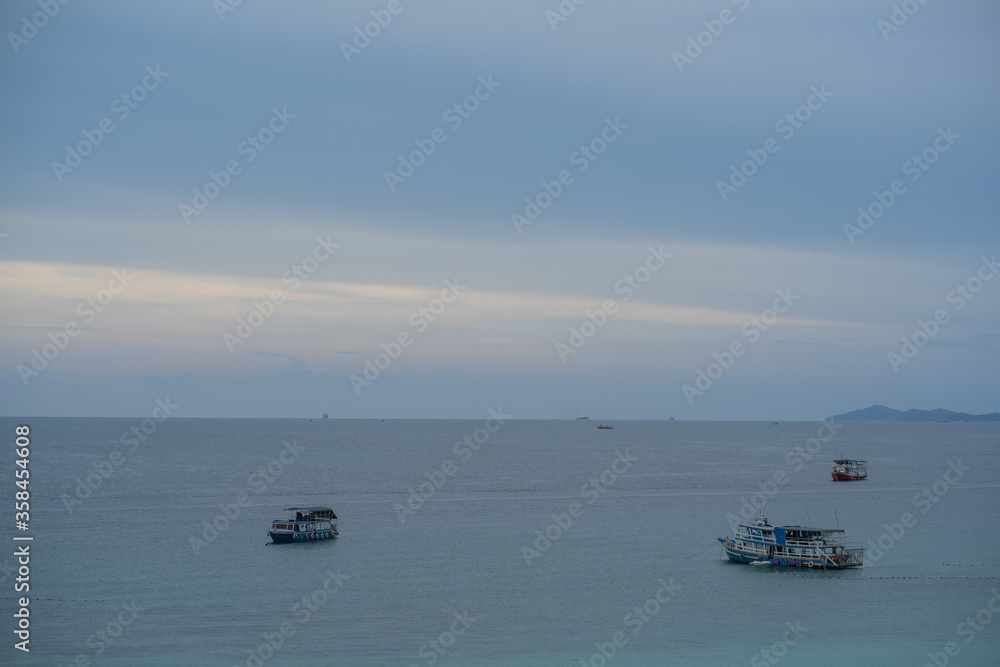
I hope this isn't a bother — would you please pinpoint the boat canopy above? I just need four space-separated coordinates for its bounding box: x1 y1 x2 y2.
833 459 866 464
284 507 337 520
739 522 843 534
780 525 844 534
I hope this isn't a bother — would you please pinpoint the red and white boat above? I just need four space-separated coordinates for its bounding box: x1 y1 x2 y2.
832 459 867 481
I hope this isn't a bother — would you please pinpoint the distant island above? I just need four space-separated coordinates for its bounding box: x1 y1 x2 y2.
829 405 1000 422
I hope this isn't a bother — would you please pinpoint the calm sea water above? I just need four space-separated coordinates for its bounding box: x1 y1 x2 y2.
1 417 998 666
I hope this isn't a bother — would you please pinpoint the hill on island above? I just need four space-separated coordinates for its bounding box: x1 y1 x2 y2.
829 405 1000 422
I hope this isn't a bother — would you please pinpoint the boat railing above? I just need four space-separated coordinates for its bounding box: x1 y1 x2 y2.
778 532 863 566
783 538 823 547
815 533 865 566
823 532 862 549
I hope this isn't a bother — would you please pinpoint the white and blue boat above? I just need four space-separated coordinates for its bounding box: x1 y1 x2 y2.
269 507 338 543
718 510 863 568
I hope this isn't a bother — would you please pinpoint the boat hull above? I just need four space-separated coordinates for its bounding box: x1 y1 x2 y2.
832 472 866 481
269 528 338 543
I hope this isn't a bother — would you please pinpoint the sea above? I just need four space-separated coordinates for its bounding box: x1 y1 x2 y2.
1 417 998 666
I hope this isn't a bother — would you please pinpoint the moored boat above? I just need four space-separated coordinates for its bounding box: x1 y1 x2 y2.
832 459 867 481
597 424 613 429
718 510 863 568
269 506 338 543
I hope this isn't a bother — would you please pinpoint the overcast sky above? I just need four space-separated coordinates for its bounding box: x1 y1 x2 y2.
1 0 997 419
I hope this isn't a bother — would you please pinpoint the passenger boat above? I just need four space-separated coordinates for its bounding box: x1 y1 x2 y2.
269 506 338 543
597 424 613 429
718 510 863 568
832 459 867 481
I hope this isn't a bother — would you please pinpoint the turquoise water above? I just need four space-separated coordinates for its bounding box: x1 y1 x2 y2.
1 418 998 666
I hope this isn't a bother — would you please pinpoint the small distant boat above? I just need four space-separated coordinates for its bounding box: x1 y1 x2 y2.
832 459 867 481
269 507 338 543
322 413 329 419
597 424 613 429
576 416 590 420
718 510 864 569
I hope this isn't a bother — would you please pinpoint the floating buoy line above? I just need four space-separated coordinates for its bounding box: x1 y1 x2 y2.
2 597 109 602
785 575 1000 580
